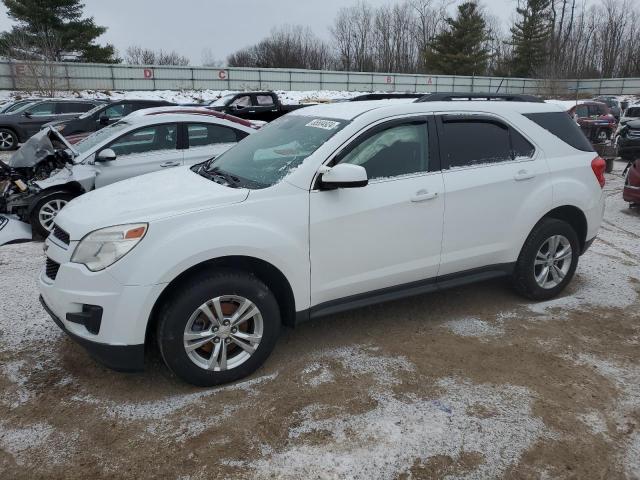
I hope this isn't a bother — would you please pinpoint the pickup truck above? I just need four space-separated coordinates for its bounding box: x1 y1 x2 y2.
208 91 309 122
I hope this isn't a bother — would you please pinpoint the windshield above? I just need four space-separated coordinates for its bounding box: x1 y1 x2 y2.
79 103 105 119
211 94 236 107
6 101 37 114
74 121 130 155
203 115 348 188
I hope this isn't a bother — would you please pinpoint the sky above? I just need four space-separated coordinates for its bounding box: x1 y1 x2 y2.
0 0 518 65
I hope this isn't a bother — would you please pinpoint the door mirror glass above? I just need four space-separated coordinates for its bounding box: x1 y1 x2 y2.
96 148 117 162
320 164 368 189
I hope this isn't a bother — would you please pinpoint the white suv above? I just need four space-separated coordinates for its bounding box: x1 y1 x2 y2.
38 94 607 386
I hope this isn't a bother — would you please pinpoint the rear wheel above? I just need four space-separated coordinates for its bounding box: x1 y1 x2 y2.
0 128 18 150
30 192 76 239
513 218 580 300
157 270 281 386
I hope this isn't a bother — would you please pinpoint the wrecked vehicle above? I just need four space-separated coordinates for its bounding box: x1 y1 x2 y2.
1 112 258 244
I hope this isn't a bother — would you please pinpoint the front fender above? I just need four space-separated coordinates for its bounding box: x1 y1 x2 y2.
34 164 96 192
108 213 310 311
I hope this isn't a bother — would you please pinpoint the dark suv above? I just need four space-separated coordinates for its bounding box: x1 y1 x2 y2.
0 99 104 150
44 99 176 138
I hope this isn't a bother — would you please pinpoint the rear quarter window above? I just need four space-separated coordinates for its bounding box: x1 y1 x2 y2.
524 112 594 152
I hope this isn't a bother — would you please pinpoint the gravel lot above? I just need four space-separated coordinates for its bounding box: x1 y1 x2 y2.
0 160 639 479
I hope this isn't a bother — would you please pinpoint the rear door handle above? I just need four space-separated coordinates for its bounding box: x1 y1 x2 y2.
160 161 181 168
411 190 438 202
514 170 535 181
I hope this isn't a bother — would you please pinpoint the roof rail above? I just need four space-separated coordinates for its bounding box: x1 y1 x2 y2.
414 92 545 103
350 93 425 101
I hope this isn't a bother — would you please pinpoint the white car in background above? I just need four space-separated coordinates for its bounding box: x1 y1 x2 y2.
0 110 257 241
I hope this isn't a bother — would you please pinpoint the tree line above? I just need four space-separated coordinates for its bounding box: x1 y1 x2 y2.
228 0 640 79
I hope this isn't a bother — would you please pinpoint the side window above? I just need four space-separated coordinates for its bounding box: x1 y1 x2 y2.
511 129 536 159
26 102 56 116
230 95 251 108
108 124 177 157
103 104 129 119
255 95 275 107
575 105 588 118
59 102 95 114
187 123 238 147
340 122 428 180
440 118 511 167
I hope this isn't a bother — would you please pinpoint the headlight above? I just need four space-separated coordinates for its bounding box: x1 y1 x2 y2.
71 223 148 272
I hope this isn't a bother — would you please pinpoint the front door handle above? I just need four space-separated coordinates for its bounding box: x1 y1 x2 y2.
514 170 535 181
160 161 181 168
411 190 438 202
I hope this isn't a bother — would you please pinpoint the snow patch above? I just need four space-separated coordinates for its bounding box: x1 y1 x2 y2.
444 317 505 339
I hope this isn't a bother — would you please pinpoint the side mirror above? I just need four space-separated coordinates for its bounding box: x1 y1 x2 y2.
23 111 32 118
234 104 244 111
319 163 368 189
98 115 110 125
96 148 117 162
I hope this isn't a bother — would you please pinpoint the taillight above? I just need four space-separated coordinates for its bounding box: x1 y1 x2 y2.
591 156 606 188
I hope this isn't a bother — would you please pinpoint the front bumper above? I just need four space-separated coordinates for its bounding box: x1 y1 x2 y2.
40 296 144 372
38 235 166 371
617 138 640 160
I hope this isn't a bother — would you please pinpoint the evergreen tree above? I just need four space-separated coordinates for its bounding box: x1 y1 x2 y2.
0 0 117 63
509 0 551 77
424 2 489 76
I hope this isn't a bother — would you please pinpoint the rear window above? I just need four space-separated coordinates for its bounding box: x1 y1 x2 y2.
524 112 594 152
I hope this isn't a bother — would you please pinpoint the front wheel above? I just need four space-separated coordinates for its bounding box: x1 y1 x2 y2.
157 270 281 386
513 218 580 300
30 191 76 239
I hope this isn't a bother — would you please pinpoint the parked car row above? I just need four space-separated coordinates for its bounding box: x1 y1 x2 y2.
30 93 607 386
0 107 260 242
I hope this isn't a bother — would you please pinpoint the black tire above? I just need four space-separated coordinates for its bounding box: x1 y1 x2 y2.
0 128 18 151
156 269 281 387
513 218 580 301
30 191 76 239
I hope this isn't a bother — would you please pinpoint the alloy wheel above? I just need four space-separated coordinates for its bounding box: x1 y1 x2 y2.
0 131 14 149
534 235 572 289
183 295 264 371
38 199 68 232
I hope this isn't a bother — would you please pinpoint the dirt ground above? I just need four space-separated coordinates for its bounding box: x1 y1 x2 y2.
0 160 639 480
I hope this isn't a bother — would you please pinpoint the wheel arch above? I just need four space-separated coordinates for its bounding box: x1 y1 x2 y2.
146 255 297 345
539 205 588 252
27 183 84 215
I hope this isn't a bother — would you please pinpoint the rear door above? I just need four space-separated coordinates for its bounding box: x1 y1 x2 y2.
183 122 244 166
437 113 552 277
250 94 279 121
93 123 182 187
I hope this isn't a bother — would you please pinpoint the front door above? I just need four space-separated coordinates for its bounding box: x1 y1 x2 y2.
93 123 182 188
310 117 444 306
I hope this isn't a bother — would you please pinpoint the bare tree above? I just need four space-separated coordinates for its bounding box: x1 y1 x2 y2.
0 29 66 96
125 46 190 66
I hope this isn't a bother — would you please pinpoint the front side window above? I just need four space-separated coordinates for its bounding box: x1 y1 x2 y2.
626 107 640 118
205 115 348 188
230 96 251 108
440 117 529 168
340 122 428 180
187 123 238 147
255 95 275 107
27 102 55 116
103 104 130 119
108 123 177 157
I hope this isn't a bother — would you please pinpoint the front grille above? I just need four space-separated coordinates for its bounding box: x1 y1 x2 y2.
0 215 7 230
52 225 70 245
628 129 640 138
45 258 60 281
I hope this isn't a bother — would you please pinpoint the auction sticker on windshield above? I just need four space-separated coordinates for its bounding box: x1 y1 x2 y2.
306 119 341 130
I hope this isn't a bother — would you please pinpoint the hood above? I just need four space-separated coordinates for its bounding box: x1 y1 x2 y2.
55 166 250 239
625 119 640 129
7 128 77 168
6 129 55 168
